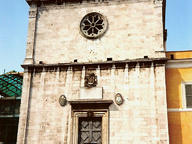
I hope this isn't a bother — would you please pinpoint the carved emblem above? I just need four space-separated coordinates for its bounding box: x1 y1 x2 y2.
59 95 67 106
85 73 97 88
115 93 123 105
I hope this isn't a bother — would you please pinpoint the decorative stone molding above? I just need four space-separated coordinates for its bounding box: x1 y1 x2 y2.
26 0 63 5
29 9 37 18
69 100 113 109
154 0 163 6
154 0 163 3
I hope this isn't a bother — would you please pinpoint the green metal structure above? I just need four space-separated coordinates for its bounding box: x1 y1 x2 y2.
0 70 23 97
0 71 23 144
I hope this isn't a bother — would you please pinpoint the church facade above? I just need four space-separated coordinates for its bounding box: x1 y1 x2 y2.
17 0 169 143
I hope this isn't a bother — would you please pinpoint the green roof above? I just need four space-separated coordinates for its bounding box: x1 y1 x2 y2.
0 71 23 97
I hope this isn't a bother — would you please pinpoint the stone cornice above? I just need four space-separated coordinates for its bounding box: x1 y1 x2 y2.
166 58 192 69
69 100 113 110
21 58 167 72
26 0 64 6
26 0 161 6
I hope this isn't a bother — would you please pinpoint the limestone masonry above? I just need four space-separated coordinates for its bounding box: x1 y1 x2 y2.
17 0 169 143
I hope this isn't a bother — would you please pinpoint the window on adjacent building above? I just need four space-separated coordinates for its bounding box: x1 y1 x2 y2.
185 85 192 108
182 82 192 109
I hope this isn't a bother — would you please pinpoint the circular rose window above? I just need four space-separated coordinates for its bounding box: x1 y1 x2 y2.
80 12 108 39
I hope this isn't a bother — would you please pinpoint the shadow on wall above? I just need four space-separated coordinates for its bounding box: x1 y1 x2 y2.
166 68 183 144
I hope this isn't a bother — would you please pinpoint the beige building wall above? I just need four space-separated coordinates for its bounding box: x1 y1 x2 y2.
24 0 165 65
17 0 169 143
18 64 168 143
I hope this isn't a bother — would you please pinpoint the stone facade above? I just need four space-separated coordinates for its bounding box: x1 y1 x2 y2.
24 0 165 65
17 0 169 143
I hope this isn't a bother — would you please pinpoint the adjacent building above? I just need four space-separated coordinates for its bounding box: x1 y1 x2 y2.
0 71 23 143
166 50 192 144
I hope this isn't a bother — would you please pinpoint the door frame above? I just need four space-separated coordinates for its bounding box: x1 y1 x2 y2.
69 100 112 144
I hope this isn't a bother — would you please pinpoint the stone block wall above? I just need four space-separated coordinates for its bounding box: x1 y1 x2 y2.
17 63 169 143
24 0 165 65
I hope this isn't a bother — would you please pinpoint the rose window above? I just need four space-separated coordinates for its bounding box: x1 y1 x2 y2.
80 12 108 39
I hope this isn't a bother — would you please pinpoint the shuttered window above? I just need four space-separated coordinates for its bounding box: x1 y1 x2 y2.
185 85 192 108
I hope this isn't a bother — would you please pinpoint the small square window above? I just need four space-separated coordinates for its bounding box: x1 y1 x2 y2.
182 82 192 109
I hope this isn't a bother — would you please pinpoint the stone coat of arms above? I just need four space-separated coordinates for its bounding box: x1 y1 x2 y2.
85 73 97 88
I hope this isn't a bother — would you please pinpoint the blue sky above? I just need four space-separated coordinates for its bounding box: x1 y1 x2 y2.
0 0 192 73
166 0 192 51
0 1 29 73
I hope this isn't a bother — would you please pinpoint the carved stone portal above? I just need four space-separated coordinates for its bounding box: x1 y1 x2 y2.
69 100 112 144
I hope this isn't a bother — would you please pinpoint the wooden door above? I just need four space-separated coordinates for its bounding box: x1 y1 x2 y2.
78 117 102 144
